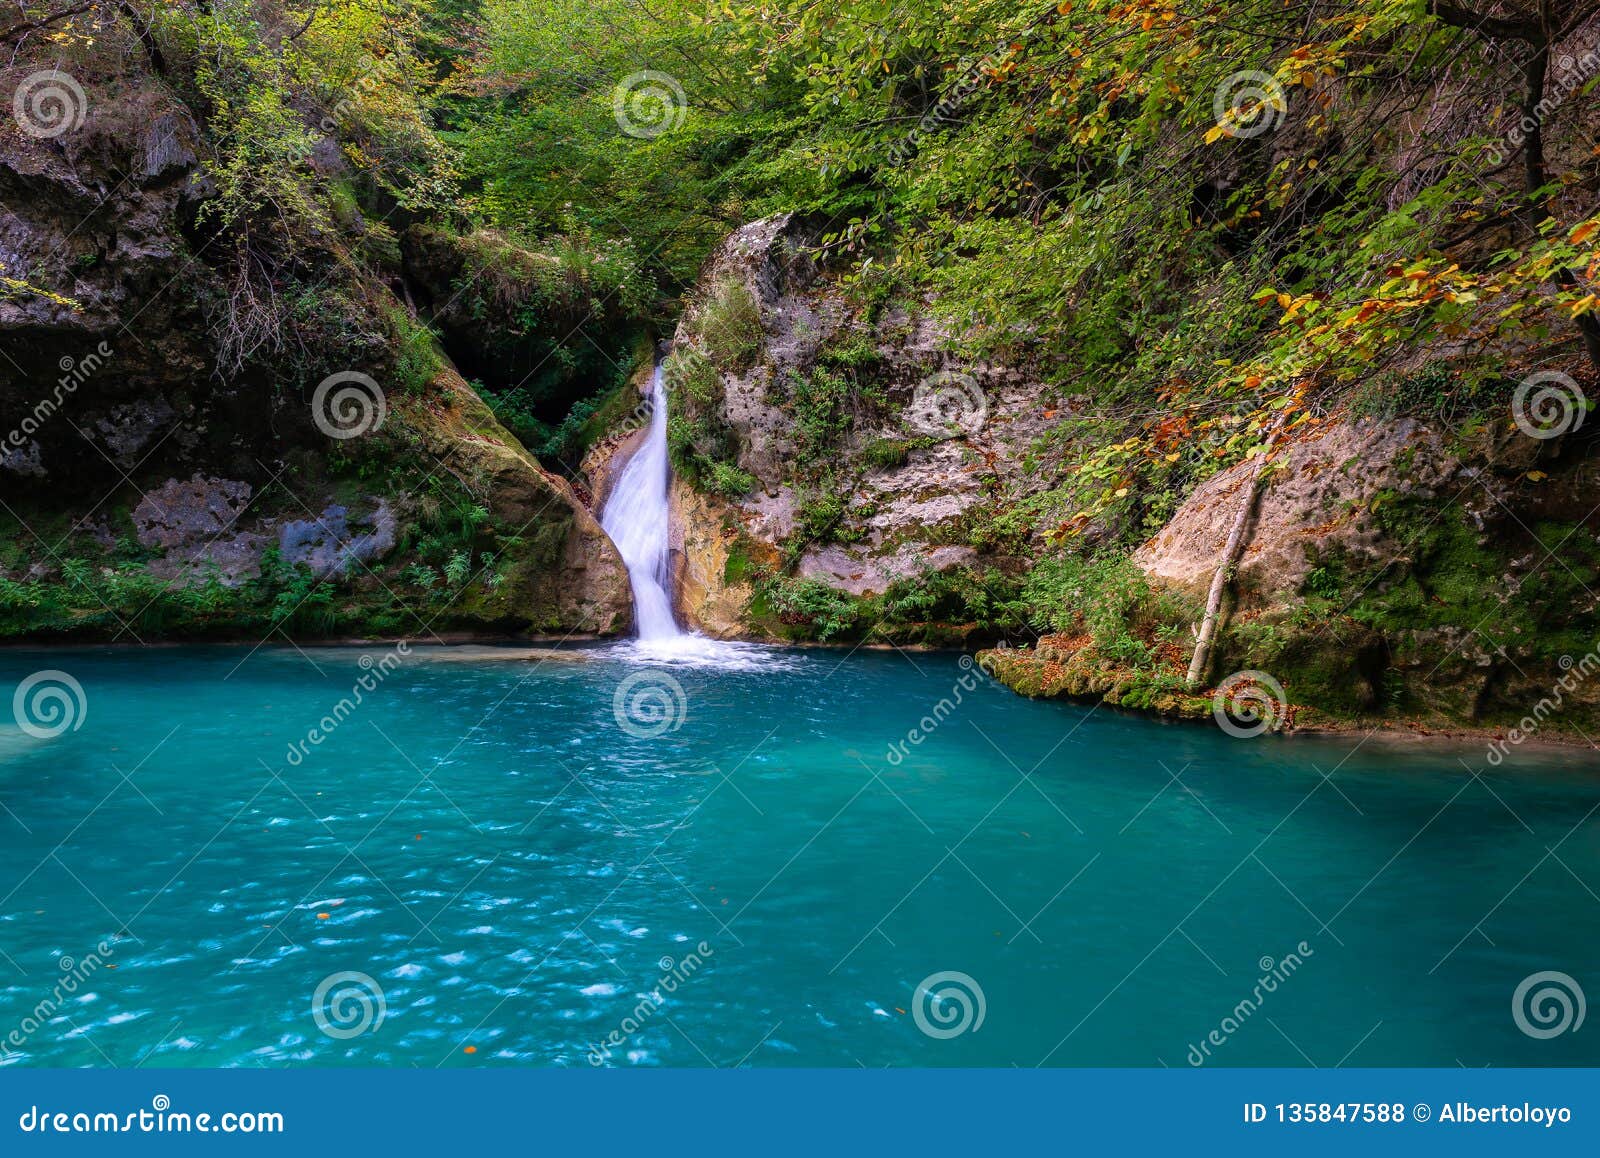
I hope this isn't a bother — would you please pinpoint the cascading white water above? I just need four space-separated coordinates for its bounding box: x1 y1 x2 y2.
599 365 776 670
601 365 683 641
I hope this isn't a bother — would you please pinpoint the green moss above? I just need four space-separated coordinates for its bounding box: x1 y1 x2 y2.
385 306 446 396
861 437 917 470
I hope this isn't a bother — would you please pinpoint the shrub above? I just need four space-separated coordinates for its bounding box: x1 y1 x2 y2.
761 576 861 639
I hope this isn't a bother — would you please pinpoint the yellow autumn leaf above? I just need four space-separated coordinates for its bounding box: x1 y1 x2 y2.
1527 471 1548 482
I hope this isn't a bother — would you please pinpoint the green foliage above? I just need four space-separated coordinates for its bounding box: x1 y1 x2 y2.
388 307 445 396
446 0 796 295
1023 552 1190 668
860 437 934 470
707 461 758 498
759 576 862 640
664 347 724 406
444 550 473 588
793 488 853 546
698 280 764 371
1349 363 1496 425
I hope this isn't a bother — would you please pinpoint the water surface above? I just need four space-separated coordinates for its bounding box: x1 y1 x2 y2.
1 644 1596 1067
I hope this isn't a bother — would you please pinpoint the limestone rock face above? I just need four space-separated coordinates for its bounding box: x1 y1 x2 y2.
662 214 1055 632
1135 417 1471 602
669 477 775 637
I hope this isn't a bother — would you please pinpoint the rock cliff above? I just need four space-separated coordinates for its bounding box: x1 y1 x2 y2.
0 44 628 641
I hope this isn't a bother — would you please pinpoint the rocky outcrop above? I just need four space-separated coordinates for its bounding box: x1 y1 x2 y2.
0 47 629 640
978 642 1217 720
669 478 773 636
412 370 630 635
661 214 1052 632
1135 417 1473 601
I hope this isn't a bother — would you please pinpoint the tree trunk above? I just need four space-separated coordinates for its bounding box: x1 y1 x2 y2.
1185 413 1291 690
117 2 168 74
1519 28 1600 370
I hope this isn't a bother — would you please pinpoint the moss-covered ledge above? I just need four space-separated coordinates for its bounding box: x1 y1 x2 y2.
977 639 1217 721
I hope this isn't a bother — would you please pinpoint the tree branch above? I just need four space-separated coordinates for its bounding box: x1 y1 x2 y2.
1427 0 1542 41
0 2 96 47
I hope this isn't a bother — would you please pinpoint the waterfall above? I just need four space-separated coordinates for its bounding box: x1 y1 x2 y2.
601 365 684 641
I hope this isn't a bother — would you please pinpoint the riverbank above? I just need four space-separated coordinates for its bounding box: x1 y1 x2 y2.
977 644 1600 755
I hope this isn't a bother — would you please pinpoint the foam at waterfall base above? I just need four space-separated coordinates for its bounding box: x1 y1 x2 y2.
606 634 798 672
